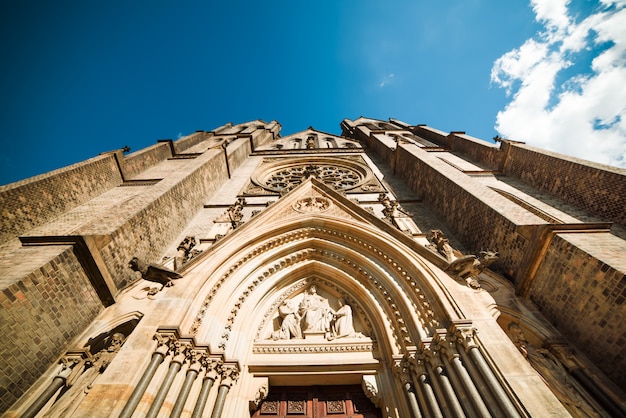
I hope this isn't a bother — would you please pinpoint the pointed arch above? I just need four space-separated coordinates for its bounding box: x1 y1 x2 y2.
181 212 467 360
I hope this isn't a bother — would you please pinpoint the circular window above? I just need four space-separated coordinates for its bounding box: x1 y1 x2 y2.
254 160 370 194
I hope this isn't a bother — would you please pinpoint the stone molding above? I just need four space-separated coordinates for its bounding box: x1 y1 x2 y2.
190 225 444 352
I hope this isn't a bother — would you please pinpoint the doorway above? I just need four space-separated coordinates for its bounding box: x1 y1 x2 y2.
251 385 381 418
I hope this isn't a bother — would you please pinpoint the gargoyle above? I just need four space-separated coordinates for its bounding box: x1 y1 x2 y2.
128 257 183 294
445 251 498 289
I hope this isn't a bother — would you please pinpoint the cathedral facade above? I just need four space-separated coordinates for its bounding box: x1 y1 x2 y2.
1 118 625 417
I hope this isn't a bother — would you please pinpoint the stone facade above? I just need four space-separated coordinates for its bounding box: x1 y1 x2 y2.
1 117 624 417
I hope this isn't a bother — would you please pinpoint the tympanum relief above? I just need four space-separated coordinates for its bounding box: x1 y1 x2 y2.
268 285 365 342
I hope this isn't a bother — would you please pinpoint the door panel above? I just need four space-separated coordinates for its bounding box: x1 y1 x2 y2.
251 385 381 418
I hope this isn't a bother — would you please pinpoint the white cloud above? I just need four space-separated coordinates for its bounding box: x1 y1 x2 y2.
379 73 395 88
491 1 626 168
530 0 571 31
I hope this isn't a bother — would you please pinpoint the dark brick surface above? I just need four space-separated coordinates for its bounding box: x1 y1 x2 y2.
122 142 172 179
0 155 122 242
530 233 626 387
91 149 230 289
505 144 626 226
450 133 505 171
0 246 103 411
393 144 543 280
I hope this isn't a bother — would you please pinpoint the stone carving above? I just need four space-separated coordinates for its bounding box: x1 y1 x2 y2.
129 257 183 294
445 250 498 289
264 164 363 194
253 342 375 353
271 300 302 340
299 285 334 336
292 196 331 213
377 193 416 233
250 383 269 412
306 135 316 149
217 363 240 387
269 285 363 341
43 333 126 417
361 375 380 407
508 323 599 417
214 197 246 229
174 236 202 270
332 299 357 339
426 229 454 261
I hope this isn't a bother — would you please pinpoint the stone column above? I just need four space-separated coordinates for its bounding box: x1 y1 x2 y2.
210 362 240 418
118 336 169 418
408 352 443 418
145 340 188 418
439 333 490 418
190 356 220 418
394 359 423 418
455 326 520 418
426 337 466 418
22 359 78 418
170 350 201 418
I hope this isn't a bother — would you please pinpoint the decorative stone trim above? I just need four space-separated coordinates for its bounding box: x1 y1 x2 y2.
252 341 376 354
191 226 442 352
244 157 384 196
292 196 331 213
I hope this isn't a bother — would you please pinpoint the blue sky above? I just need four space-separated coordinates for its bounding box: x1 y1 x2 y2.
1 0 624 185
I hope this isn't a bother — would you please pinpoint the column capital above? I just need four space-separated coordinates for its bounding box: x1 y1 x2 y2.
392 358 413 385
218 362 240 387
450 323 478 351
153 332 173 355
200 354 221 380
169 340 191 364
435 332 461 361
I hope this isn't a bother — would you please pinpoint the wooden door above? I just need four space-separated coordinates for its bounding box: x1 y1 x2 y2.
251 385 381 418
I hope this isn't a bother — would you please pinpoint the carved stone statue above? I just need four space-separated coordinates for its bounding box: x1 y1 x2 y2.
445 250 498 289
271 300 302 340
175 236 202 269
426 229 454 261
129 257 183 294
377 193 414 233
508 323 599 417
43 333 126 417
332 299 356 338
214 198 247 229
250 382 269 412
299 285 334 336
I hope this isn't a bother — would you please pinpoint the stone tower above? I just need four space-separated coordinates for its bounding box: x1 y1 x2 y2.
1 118 625 417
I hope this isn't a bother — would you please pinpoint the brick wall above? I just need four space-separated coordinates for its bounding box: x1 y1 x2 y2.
504 144 626 226
529 232 626 387
412 125 450 147
450 133 505 171
394 143 545 281
121 142 172 179
0 125 276 413
0 245 103 411
0 154 122 242
172 131 213 154
226 137 252 173
84 150 230 289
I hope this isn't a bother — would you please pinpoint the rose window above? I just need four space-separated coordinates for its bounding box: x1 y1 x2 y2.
261 164 366 193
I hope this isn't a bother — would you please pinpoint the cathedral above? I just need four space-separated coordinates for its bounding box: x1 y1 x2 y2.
1 117 625 417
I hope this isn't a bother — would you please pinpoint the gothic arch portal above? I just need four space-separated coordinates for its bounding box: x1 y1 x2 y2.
121 179 532 417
